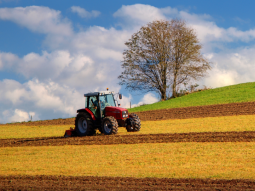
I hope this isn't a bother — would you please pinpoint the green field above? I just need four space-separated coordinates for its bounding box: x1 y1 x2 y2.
128 82 255 112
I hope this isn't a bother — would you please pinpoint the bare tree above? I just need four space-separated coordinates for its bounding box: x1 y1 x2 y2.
118 19 211 100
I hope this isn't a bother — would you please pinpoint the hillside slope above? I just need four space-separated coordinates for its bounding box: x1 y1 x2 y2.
128 82 255 112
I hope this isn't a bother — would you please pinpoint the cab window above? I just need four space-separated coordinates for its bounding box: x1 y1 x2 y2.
88 96 100 118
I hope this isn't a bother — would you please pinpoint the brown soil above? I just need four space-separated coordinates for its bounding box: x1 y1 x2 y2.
2 102 255 126
3 118 76 126
136 101 255 121
1 102 255 190
0 175 254 191
1 131 254 148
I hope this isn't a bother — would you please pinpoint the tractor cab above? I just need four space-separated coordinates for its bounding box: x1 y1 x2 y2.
84 91 117 119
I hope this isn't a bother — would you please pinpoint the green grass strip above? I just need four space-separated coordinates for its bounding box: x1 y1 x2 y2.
128 82 255 112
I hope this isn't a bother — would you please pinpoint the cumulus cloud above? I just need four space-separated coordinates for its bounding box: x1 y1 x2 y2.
200 47 255 87
0 50 123 92
8 109 34 123
17 51 72 79
178 12 255 48
1 4 255 123
0 6 73 35
44 25 130 53
0 52 19 70
71 6 100 18
113 4 255 48
113 4 167 28
113 4 255 88
118 94 132 109
0 79 84 123
202 67 238 88
132 93 158 108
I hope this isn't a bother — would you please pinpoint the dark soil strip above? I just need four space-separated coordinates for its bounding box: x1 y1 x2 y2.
136 101 255 121
2 117 75 126
1 131 254 148
1 102 255 126
0 175 254 191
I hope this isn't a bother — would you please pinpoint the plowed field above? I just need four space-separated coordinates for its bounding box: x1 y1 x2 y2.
2 101 255 126
1 102 255 190
136 101 255 121
1 175 254 191
0 131 254 147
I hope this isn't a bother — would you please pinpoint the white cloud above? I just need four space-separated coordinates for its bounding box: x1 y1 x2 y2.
202 67 238 88
200 47 255 88
17 50 72 80
113 4 167 28
2 109 36 124
0 50 123 91
1 4 255 123
179 12 255 47
0 79 25 105
0 52 19 70
132 93 158 108
113 4 255 48
113 4 255 89
8 109 31 123
119 94 132 109
71 6 100 18
0 79 85 123
0 6 73 35
44 26 130 52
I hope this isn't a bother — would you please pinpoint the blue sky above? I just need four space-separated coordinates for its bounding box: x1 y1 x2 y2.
1 0 255 123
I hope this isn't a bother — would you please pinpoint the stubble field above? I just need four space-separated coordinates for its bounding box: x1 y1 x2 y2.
0 102 255 190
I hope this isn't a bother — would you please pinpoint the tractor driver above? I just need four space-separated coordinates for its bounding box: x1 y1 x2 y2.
90 97 107 118
90 96 110 111
89 97 100 118
90 97 107 110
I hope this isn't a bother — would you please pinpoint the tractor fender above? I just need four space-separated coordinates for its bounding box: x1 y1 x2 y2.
77 108 96 120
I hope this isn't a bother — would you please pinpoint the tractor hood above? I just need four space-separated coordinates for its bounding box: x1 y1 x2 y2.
105 106 128 119
105 106 127 113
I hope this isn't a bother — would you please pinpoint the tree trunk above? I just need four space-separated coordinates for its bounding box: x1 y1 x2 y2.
161 89 166 101
161 63 167 101
172 68 178 98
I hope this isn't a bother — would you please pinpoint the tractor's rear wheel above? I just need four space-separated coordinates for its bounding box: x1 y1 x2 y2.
75 112 95 136
126 113 141 132
102 116 118 135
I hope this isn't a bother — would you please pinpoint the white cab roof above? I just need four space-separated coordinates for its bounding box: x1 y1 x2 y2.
84 91 114 97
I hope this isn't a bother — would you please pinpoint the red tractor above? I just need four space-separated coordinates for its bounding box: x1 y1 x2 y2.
64 91 141 137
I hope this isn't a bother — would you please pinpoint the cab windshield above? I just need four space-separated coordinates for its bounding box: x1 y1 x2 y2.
99 94 116 108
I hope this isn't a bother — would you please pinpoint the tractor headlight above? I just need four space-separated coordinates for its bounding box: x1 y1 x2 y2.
122 110 128 118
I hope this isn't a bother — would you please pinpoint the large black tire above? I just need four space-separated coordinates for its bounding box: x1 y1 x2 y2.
101 116 118 135
126 113 141 132
75 112 95 136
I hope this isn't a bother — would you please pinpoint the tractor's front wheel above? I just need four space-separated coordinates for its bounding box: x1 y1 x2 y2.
126 113 141 132
102 116 118 135
75 112 95 136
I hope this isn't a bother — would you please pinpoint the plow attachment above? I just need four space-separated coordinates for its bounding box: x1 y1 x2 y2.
64 128 76 138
